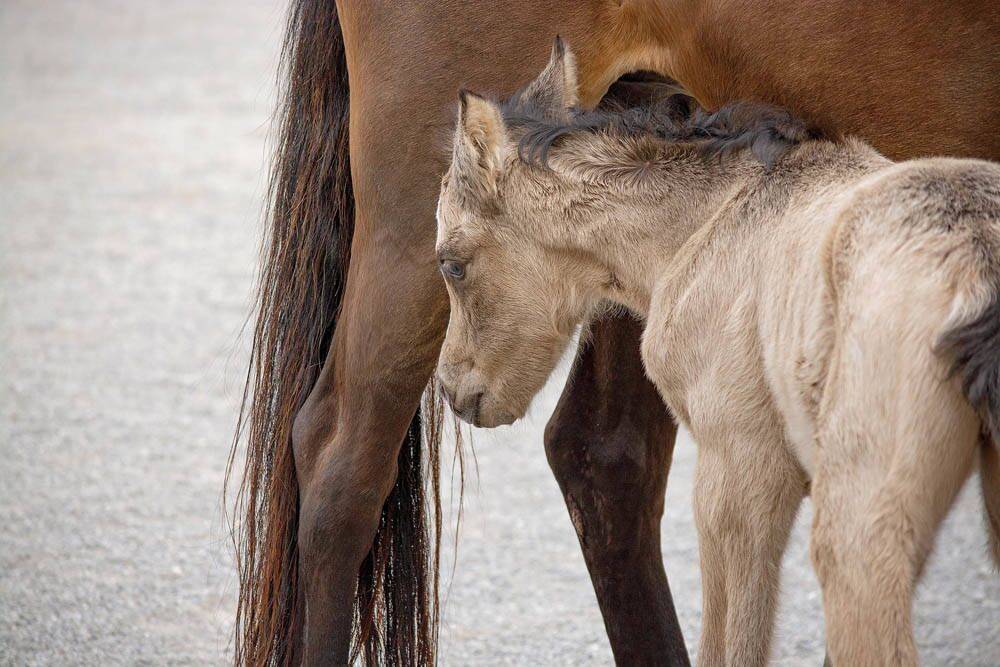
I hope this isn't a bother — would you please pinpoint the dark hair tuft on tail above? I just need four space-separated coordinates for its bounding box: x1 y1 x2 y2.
942 285 1000 566
942 287 1000 441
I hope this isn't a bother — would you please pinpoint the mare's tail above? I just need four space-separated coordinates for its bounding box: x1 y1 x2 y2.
227 1 442 664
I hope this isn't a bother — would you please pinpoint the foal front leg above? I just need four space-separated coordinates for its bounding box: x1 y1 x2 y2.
693 430 806 667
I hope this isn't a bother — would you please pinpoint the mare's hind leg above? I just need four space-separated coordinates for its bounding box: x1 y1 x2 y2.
293 253 447 665
291 212 448 664
692 425 806 667
811 342 980 666
545 314 689 665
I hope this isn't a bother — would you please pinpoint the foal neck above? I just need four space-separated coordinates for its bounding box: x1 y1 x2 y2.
548 148 760 315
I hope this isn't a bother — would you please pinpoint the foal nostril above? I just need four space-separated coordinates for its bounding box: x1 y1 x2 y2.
450 390 484 425
467 391 483 425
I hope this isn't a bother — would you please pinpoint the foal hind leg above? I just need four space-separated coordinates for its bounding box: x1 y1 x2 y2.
811 348 980 666
545 313 688 665
980 436 1000 566
692 425 806 667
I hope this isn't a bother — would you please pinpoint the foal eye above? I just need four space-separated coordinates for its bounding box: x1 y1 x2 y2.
440 259 466 280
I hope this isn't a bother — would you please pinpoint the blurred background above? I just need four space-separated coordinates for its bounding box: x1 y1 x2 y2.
1 2 997 665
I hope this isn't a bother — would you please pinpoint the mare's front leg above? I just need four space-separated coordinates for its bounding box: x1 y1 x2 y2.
544 313 690 665
692 423 806 667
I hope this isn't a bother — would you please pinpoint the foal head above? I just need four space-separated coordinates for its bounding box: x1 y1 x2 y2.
434 40 605 426
434 39 813 426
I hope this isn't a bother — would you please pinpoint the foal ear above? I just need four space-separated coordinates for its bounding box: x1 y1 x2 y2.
519 36 579 119
453 90 508 201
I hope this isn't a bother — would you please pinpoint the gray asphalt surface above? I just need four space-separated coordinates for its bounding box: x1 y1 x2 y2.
1 2 997 666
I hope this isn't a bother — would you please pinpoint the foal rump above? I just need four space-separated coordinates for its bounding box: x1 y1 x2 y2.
834 157 1000 566
855 158 1000 445
925 162 1000 442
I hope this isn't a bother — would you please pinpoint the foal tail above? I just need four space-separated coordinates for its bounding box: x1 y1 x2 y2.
228 2 442 665
941 281 1000 567
928 159 1000 569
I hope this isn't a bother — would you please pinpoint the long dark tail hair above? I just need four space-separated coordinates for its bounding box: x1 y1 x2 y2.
228 1 442 664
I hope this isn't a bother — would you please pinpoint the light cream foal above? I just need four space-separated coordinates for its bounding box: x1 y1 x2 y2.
434 43 1000 666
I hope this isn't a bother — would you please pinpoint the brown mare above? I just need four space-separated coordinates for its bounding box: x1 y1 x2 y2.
230 1 999 664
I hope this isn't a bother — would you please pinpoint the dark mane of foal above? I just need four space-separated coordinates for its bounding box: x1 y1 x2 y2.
503 91 820 169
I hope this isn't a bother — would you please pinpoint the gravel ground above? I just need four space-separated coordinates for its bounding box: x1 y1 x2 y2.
1 2 997 665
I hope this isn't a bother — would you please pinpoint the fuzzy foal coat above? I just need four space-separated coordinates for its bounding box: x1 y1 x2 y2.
639 146 1000 665
435 48 1000 666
